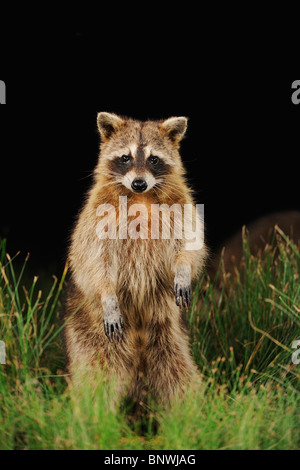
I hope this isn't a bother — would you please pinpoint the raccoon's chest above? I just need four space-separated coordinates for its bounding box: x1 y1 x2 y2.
116 237 177 297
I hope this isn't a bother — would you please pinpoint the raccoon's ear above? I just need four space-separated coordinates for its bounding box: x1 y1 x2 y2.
97 112 125 140
160 117 188 144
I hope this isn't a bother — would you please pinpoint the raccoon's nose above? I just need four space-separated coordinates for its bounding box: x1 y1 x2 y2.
131 179 148 193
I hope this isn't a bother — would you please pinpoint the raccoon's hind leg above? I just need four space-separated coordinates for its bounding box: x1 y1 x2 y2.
145 297 198 403
62 280 106 373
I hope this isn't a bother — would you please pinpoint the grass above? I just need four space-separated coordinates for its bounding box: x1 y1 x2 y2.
0 228 299 450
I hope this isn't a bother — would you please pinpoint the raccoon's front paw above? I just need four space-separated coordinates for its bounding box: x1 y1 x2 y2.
174 264 192 308
102 295 124 342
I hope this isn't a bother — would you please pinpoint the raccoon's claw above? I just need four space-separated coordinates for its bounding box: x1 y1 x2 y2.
104 318 124 342
174 284 192 308
102 295 124 342
174 264 192 309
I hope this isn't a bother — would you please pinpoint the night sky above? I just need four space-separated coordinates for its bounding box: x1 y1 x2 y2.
0 32 299 276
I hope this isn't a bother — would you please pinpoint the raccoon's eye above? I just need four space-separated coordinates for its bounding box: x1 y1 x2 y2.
149 155 160 165
120 155 131 163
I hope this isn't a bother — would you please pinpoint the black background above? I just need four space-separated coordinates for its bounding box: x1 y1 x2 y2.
0 31 299 277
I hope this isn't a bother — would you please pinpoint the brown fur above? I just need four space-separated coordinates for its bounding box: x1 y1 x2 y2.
62 113 207 406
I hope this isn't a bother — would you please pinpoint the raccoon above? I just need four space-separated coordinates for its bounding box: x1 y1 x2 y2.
62 113 207 406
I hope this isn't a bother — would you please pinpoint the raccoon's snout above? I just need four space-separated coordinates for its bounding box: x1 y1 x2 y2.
131 179 148 193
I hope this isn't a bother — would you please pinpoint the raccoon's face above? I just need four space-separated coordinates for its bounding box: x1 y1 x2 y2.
96 113 187 193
